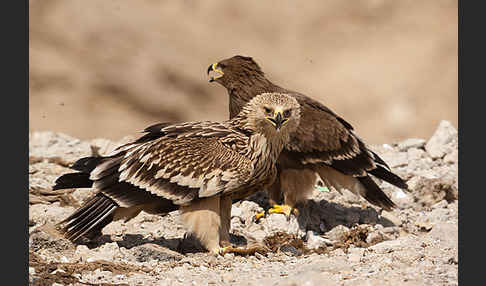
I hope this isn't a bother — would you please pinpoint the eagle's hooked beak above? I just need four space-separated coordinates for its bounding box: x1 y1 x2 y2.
207 63 224 82
266 109 288 131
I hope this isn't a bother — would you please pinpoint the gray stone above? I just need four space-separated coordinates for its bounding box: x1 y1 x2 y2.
426 222 458 249
306 231 331 249
366 229 391 245
368 237 405 254
380 211 402 226
407 147 426 161
238 200 264 224
132 243 183 262
443 149 458 164
280 245 302 256
387 152 408 168
425 120 458 159
231 205 243 218
398 138 426 151
407 176 458 210
260 213 302 237
326 225 350 242
29 224 73 253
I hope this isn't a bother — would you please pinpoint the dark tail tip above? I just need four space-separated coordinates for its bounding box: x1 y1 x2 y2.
58 193 117 242
70 156 104 172
53 173 93 190
369 165 408 190
358 176 397 211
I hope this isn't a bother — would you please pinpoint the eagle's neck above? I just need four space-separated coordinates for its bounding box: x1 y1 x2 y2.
248 133 287 172
228 115 287 167
227 76 282 119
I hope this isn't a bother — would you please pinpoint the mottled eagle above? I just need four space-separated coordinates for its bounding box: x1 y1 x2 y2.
207 55 408 218
53 92 301 255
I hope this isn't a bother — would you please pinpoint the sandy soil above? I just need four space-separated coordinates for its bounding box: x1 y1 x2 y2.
28 120 458 285
29 0 457 144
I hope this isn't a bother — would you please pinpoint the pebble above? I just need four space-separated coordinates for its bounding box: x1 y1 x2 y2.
380 211 402 226
306 231 331 249
425 120 457 159
326 225 350 242
398 138 426 151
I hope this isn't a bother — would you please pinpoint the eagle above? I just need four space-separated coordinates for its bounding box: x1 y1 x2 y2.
53 92 301 255
207 55 408 219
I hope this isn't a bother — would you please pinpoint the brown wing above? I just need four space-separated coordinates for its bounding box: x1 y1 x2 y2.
281 92 406 189
90 121 254 206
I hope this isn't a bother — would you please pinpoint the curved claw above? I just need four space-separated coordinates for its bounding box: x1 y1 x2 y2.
254 204 299 222
268 204 299 221
254 211 266 222
219 245 266 256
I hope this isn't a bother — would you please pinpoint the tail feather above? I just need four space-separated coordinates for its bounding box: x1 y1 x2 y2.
53 173 93 190
53 156 107 190
70 156 104 173
58 193 117 242
368 165 408 190
357 176 396 211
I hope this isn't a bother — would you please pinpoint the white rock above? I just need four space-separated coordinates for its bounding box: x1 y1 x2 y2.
326 225 349 242
231 205 243 218
380 211 402 226
398 138 426 151
443 149 458 164
425 120 458 159
306 231 330 249
387 152 408 168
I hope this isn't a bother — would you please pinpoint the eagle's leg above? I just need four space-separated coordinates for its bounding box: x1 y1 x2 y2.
180 196 222 255
219 195 232 247
268 168 317 220
254 177 283 221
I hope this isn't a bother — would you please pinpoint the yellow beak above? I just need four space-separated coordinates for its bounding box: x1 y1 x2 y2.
266 109 288 130
207 63 224 82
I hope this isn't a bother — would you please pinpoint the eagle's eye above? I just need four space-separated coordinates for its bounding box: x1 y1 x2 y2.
283 109 291 118
264 107 273 114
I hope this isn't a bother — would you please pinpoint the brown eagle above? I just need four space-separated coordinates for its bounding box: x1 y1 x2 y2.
207 55 408 218
53 92 301 255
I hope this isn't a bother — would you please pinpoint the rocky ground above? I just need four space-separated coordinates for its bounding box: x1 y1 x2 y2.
28 120 458 286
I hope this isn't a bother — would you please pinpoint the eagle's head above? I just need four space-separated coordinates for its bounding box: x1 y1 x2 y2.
238 92 300 139
207 55 265 88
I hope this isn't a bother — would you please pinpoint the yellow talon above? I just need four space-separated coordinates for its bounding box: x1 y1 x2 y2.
254 205 299 222
219 245 266 256
268 204 297 218
254 211 266 221
219 246 234 255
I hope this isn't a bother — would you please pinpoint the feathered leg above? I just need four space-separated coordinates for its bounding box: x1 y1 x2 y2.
180 196 222 254
219 195 232 247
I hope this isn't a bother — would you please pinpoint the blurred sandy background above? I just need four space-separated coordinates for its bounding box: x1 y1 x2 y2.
29 0 457 144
